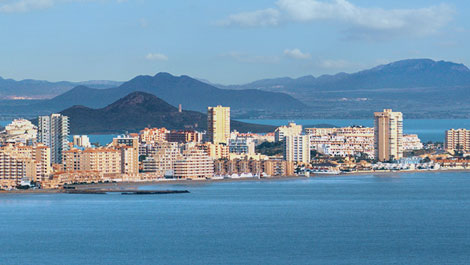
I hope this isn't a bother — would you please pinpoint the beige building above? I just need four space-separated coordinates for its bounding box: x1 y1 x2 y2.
445 129 470 152
374 109 403 161
403 134 424 151
207 105 230 144
0 143 52 189
63 147 121 177
113 135 139 175
152 142 183 175
173 148 214 179
139 127 169 143
284 135 310 164
307 126 375 158
275 122 302 142
198 142 229 159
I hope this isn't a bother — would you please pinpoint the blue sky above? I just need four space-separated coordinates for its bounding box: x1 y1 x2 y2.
0 0 469 84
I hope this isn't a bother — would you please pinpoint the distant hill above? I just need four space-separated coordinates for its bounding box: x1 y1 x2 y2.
32 72 305 113
60 91 277 134
0 77 122 99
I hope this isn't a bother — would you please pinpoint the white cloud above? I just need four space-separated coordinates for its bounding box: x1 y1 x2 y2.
0 0 54 13
284 48 311 60
220 8 281 27
145 53 168 61
222 0 454 39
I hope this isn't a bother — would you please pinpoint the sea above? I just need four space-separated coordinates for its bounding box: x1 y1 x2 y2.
1 172 470 264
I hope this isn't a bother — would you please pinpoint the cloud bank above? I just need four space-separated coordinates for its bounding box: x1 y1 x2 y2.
221 0 454 39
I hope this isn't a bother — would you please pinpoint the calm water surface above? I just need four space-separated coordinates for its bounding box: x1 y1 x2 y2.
1 172 470 264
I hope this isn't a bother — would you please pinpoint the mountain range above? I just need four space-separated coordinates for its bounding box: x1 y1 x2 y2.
218 59 470 118
59 92 276 134
2 58 470 119
0 77 122 99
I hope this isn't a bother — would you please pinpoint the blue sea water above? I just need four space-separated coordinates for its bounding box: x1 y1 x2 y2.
240 119 470 142
1 172 470 264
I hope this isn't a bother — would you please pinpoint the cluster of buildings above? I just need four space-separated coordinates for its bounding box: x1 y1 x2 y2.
1 106 470 190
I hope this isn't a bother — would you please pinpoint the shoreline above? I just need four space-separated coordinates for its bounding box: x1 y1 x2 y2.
2 169 470 194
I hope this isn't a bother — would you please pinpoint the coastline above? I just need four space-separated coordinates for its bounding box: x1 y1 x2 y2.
2 168 470 194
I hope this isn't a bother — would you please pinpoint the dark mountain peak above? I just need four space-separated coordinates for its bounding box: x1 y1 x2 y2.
368 59 470 73
154 72 175 78
103 91 177 112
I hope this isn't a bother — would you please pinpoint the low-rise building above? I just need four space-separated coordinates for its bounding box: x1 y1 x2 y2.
174 148 214 179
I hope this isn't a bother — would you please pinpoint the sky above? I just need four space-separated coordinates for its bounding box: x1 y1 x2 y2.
0 0 469 84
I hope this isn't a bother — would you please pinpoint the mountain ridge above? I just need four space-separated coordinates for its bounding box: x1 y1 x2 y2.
59 91 276 134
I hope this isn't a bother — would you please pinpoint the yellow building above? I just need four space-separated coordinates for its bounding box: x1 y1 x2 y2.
374 109 403 161
207 105 230 144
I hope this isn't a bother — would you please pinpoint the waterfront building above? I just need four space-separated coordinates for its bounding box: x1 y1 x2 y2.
173 148 214 179
284 135 310 164
112 135 139 175
374 109 403 161
139 128 169 143
445 129 470 152
152 142 182 175
38 114 69 164
72 135 91 148
207 105 230 144
307 126 375 158
1 119 37 145
214 159 294 177
62 147 121 176
403 134 424 151
0 143 52 189
228 137 255 155
275 122 302 142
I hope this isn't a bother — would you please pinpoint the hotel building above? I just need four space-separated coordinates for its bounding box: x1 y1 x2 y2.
374 109 403 161
207 105 230 144
284 135 310 164
38 114 69 164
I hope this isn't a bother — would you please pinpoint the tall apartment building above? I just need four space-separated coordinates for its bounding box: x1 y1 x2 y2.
207 105 230 144
284 135 310 164
275 122 302 142
112 135 139 175
374 109 403 161
38 114 69 164
173 148 214 179
445 129 470 152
